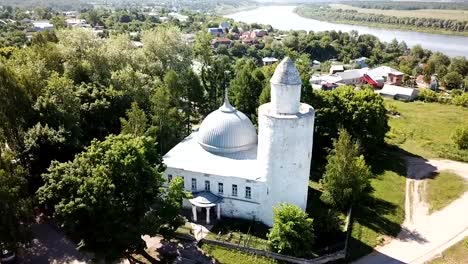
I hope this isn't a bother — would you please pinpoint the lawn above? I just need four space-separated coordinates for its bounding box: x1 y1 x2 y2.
348 148 407 260
330 4 468 21
201 244 279 264
425 171 468 213
429 236 468 264
386 101 468 162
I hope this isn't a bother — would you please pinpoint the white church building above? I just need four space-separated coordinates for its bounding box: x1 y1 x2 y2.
163 58 315 226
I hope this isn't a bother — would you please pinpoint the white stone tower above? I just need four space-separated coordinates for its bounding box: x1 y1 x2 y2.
257 57 315 226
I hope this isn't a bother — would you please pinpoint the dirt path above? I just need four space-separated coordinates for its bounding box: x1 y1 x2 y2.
355 158 468 264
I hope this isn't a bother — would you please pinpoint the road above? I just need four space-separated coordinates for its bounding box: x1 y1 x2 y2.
355 158 468 264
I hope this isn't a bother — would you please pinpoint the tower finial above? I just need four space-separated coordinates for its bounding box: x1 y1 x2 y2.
219 86 235 113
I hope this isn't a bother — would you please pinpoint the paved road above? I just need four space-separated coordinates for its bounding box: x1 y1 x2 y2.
354 158 468 264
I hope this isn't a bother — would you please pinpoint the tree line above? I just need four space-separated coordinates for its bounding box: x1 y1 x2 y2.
346 1 468 11
296 5 468 33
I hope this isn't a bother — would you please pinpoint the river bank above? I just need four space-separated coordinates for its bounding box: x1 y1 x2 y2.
294 6 468 37
225 6 468 57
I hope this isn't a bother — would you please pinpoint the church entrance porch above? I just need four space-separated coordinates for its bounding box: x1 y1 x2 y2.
189 191 222 225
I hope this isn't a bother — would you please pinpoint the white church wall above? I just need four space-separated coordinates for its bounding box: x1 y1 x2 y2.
163 167 268 223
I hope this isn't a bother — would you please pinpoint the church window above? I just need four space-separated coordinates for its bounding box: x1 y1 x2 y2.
218 183 223 194
191 178 197 190
232 184 238 197
245 187 251 199
205 180 210 191
168 174 172 183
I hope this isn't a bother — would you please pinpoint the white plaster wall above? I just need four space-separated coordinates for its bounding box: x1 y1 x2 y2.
270 83 301 114
163 168 268 223
257 103 315 226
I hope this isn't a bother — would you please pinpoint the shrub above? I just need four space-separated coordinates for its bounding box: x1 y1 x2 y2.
387 103 400 116
452 93 468 107
452 126 468 149
268 204 315 257
418 89 438 102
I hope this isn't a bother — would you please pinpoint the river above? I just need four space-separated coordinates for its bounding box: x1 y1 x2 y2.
225 6 468 57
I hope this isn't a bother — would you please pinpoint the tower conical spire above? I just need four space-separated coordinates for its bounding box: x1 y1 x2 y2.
270 57 302 86
219 86 235 113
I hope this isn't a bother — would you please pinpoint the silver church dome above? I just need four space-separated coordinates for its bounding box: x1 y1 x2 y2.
198 95 257 154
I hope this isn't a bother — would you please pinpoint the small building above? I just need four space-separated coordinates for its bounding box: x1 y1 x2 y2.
376 84 419 101
208 27 224 37
329 65 344 74
312 60 321 69
335 69 367 85
367 66 404 86
168 12 188 22
353 57 368 68
262 57 278 66
219 21 230 31
32 21 54 32
211 37 232 48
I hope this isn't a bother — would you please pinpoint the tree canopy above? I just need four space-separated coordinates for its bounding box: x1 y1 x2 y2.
37 134 188 262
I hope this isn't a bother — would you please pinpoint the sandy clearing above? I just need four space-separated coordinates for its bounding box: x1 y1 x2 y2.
354 158 468 264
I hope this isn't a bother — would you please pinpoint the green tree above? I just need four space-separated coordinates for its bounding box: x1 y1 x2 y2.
37 134 187 263
320 129 373 210
0 149 32 250
141 26 192 78
230 59 265 121
267 203 315 257
120 102 148 136
444 71 463 90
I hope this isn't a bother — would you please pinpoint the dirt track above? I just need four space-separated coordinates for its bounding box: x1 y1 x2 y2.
355 158 468 264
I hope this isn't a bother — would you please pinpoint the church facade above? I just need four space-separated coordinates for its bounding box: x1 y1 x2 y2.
163 57 315 226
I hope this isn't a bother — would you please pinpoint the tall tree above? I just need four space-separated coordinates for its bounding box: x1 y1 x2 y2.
37 134 187 263
320 129 372 210
0 149 32 250
120 102 148 136
230 59 265 122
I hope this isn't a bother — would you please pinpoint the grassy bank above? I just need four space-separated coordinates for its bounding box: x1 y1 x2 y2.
386 101 468 162
429 236 468 264
295 6 468 37
330 4 468 21
425 171 468 213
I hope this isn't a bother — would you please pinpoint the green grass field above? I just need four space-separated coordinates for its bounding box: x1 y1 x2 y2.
425 171 468 213
330 4 468 21
201 244 279 264
429 236 468 264
348 148 407 260
386 101 468 162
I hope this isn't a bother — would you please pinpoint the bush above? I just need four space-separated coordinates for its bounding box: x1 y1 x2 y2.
418 89 438 102
452 93 468 107
452 126 468 149
268 204 315 257
387 103 400 116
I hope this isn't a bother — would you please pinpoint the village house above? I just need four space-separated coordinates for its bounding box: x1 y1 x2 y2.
208 27 224 37
212 37 232 48
376 84 419 101
262 57 278 65
329 65 345 74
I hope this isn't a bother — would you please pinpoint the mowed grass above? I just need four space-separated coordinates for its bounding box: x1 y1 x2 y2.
425 171 468 213
429 236 468 264
386 101 468 162
330 4 468 21
201 244 279 264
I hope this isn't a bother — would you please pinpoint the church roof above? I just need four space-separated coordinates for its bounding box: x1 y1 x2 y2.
270 57 301 85
197 92 257 154
163 132 262 181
